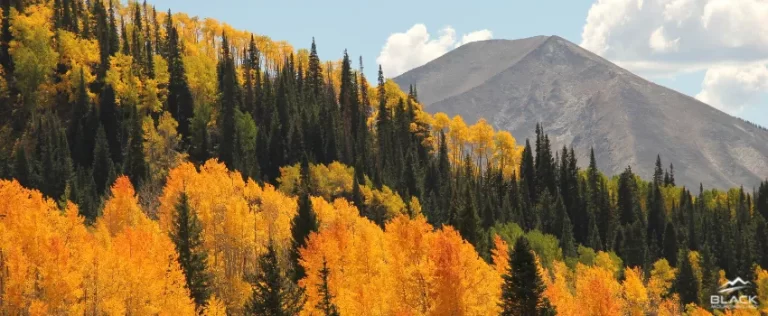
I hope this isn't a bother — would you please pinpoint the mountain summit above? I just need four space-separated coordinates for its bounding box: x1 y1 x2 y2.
394 35 768 189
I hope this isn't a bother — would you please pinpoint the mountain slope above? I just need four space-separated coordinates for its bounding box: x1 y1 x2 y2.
394 35 768 189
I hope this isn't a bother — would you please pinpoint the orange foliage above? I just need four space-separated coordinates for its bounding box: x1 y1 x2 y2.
300 198 501 316
159 159 297 313
0 179 194 314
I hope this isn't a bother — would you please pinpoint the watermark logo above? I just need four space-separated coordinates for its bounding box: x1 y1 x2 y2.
710 276 758 310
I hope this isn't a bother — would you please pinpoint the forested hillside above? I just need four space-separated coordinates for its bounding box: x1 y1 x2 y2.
1 0 768 315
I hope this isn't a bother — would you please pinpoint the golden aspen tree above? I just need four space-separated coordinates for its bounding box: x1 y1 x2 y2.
573 263 625 315
468 118 495 170
491 234 510 276
448 115 469 166
543 261 578 316
623 267 649 315
385 215 437 315
159 160 298 313
10 4 58 107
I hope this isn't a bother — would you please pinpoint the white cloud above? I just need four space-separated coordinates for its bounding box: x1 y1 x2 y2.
581 0 768 72
377 24 493 78
581 0 768 114
695 64 768 114
456 29 494 48
649 27 679 53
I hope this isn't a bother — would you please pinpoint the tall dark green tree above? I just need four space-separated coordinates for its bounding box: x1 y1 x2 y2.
92 124 116 195
675 249 700 306
217 34 240 169
123 104 147 189
165 11 194 142
246 241 305 316
290 159 319 282
170 192 212 308
501 236 546 316
315 258 340 316
662 222 678 267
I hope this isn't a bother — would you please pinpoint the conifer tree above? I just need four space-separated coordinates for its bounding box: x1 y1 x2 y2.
99 85 122 166
501 236 546 316
246 241 305 316
170 192 212 308
123 104 147 189
520 139 536 202
290 158 319 281
92 124 116 195
315 258 340 316
217 34 240 169
662 222 678 267
165 12 194 143
675 249 700 306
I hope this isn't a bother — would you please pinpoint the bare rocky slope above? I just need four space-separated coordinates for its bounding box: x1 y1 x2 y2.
394 35 768 189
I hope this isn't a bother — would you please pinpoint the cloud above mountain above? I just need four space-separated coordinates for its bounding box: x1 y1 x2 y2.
581 0 768 115
376 24 492 78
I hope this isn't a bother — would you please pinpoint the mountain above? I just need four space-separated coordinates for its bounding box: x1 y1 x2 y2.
394 35 768 189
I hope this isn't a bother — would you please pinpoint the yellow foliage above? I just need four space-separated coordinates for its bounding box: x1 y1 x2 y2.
573 263 625 315
623 267 649 315
100 176 147 235
9 4 58 107
491 234 510 276
159 160 297 313
143 112 186 183
55 30 99 102
300 210 500 316
106 54 142 106
0 179 195 314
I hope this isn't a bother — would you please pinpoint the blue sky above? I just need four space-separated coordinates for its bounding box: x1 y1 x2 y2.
150 0 768 127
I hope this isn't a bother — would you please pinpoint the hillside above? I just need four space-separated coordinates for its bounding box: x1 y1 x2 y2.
395 35 768 189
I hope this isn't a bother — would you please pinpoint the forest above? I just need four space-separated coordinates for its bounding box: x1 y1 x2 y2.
1 0 768 315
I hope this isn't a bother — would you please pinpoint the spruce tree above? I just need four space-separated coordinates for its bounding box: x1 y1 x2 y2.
99 85 122 166
501 236 546 316
290 158 319 282
92 124 116 195
170 192 212 308
246 242 305 316
123 104 147 189
217 34 240 169
459 167 479 246
315 258 340 316
662 222 678 267
675 249 700 306
165 12 194 143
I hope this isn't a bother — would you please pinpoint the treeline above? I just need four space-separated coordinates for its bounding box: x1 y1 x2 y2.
1 0 768 314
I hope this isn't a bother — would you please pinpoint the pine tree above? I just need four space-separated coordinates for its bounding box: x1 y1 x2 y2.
662 222 678 267
217 34 240 169
675 249 700 306
520 139 536 203
123 104 147 189
290 158 319 282
246 241 305 316
92 124 116 195
315 258 340 316
501 236 546 316
459 167 479 246
70 166 99 222
170 192 212 308
165 12 194 143
99 85 122 167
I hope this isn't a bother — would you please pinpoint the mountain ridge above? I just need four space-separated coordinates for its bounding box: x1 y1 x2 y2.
395 35 768 189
